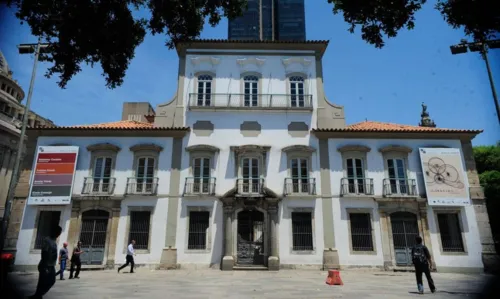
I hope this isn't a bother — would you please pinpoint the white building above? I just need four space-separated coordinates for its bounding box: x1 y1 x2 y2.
12 40 495 273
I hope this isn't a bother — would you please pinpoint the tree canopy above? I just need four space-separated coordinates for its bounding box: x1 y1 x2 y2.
5 0 497 88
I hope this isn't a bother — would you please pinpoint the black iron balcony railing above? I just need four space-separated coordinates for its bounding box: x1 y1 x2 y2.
236 178 265 195
383 178 417 196
82 177 116 195
126 177 159 195
188 93 313 110
284 178 316 195
184 177 216 195
340 178 374 196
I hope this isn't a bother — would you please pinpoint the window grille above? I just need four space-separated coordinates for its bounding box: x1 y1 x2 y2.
34 211 61 249
437 213 464 252
349 213 374 251
291 212 313 251
188 211 210 250
129 211 151 250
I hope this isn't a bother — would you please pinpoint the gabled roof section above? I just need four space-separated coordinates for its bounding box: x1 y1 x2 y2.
175 39 330 57
313 121 482 134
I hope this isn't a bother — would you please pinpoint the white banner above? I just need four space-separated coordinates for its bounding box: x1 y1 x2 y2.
27 146 79 205
419 148 470 206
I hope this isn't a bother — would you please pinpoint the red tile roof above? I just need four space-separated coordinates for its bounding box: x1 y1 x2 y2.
313 121 482 134
31 120 189 131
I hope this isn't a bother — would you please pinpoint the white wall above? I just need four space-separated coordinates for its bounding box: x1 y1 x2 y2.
334 198 384 267
37 136 173 196
427 205 483 269
176 198 223 266
15 203 72 265
328 139 463 197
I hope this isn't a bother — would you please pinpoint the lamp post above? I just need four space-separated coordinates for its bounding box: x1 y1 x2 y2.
450 39 500 124
0 39 50 252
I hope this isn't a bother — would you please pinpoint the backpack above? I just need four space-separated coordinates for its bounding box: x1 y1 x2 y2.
412 245 428 265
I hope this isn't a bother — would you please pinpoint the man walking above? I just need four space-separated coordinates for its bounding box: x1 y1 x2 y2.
411 236 436 294
69 241 83 279
55 242 69 280
29 225 62 299
118 240 136 273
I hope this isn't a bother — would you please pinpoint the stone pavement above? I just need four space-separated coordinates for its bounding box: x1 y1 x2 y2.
6 268 490 299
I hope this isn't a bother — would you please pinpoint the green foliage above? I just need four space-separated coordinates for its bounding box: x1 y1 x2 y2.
5 0 498 88
474 143 500 200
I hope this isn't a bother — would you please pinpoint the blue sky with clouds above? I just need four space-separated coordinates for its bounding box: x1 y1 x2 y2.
0 1 499 145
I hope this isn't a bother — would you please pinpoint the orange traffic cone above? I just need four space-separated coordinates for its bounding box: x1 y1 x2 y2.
325 270 343 286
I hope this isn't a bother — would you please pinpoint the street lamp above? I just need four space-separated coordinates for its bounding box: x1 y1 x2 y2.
450 39 500 124
0 39 50 252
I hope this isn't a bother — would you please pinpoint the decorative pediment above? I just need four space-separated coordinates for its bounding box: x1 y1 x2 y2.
281 57 312 68
337 145 371 153
129 143 163 153
230 145 271 154
190 56 220 67
236 57 266 67
185 144 220 153
86 143 121 152
281 145 316 153
378 145 413 153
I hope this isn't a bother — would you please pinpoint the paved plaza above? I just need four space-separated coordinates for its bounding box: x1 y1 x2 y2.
6 268 491 298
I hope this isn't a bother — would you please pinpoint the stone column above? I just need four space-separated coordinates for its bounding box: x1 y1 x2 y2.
418 205 436 270
221 203 234 271
66 202 81 250
378 211 393 270
268 203 279 271
106 205 121 269
461 140 498 272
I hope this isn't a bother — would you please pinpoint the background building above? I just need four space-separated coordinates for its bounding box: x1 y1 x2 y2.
8 40 495 274
0 50 54 222
228 0 306 41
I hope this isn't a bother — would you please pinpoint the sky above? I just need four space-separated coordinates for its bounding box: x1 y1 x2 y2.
0 1 499 145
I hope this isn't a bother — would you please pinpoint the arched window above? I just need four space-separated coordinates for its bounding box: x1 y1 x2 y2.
197 74 213 106
289 76 305 107
243 75 259 107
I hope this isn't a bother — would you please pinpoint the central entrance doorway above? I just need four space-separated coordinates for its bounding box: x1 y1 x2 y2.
237 210 265 265
391 212 419 266
79 210 109 265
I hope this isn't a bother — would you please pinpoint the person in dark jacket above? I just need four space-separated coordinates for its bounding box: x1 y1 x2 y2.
69 241 84 279
29 225 62 299
411 236 436 294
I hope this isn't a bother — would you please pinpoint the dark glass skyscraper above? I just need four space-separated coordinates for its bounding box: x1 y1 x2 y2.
228 0 306 41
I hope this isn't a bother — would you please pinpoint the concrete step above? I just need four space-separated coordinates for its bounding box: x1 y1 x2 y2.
233 265 268 271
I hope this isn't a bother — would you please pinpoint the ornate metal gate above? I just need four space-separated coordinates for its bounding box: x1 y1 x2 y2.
391 212 419 266
237 210 265 265
79 210 109 265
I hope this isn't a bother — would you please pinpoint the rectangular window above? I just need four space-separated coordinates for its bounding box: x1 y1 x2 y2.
93 157 113 193
188 211 210 250
193 157 211 193
129 211 151 250
387 158 407 194
349 213 374 252
346 158 365 194
290 76 305 107
136 157 155 193
290 158 309 193
437 213 464 252
243 75 259 107
291 212 313 251
34 211 61 249
241 157 260 193
197 75 212 106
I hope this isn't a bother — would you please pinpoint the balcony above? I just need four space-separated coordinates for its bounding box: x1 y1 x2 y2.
183 177 216 196
340 178 374 196
188 93 313 111
126 177 159 195
82 177 116 195
236 178 265 197
284 178 316 196
383 178 417 197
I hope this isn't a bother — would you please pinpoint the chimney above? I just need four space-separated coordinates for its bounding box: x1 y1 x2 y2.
122 102 155 123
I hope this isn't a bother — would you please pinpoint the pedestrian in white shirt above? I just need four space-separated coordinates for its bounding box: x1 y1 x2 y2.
117 240 136 273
